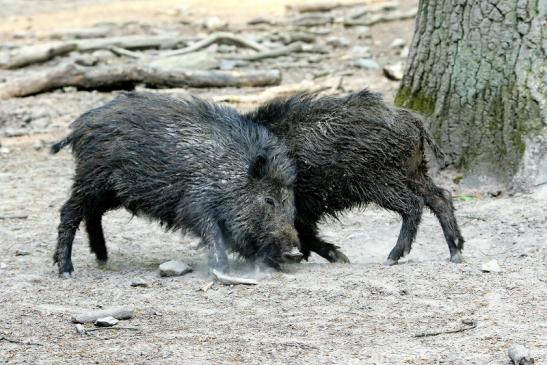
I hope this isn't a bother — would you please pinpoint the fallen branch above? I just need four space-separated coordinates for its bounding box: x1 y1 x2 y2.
0 42 77 69
85 327 140 332
161 32 267 57
343 8 418 26
0 335 43 346
225 42 327 61
108 46 143 59
140 67 281 88
288 0 397 13
287 1 351 13
349 1 400 19
74 35 188 52
0 35 189 69
212 269 258 285
0 215 28 220
290 14 334 27
414 320 476 338
0 63 282 99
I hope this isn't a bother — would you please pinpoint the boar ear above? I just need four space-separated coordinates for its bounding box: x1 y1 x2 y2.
249 154 268 179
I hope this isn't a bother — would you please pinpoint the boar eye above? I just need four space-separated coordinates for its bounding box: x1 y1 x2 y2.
265 197 276 207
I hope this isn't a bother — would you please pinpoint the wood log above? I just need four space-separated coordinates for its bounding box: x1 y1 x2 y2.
0 35 189 69
0 63 282 99
0 42 77 69
140 67 281 88
74 35 188 51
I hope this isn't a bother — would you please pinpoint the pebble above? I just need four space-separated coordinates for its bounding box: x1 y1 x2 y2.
353 58 380 70
75 324 87 335
481 259 502 273
202 16 228 31
390 38 406 48
95 316 118 327
15 249 30 256
508 344 534 364
383 62 404 80
399 46 410 58
32 140 46 151
72 306 134 324
0 147 10 154
159 260 192 277
0 263 6 269
130 277 149 287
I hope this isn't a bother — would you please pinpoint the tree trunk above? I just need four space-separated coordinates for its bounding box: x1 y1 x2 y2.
396 0 546 190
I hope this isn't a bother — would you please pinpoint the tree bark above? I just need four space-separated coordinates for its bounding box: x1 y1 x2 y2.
396 0 546 189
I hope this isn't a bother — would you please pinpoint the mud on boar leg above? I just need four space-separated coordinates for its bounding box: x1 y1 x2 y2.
296 221 350 263
53 196 84 276
204 222 230 274
384 194 424 266
422 182 465 263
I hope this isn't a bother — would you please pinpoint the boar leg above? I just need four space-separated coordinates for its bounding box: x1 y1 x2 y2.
85 213 108 262
53 194 84 276
421 180 464 263
382 187 424 266
204 222 229 273
296 221 350 263
84 191 120 263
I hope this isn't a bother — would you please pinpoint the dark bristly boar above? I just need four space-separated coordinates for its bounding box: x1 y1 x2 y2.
245 89 464 265
51 91 301 277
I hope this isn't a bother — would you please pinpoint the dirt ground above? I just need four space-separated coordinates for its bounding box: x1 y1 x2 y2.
1 1 546 364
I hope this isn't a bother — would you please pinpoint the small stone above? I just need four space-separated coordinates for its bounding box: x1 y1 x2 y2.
353 58 380 70
390 38 406 49
32 140 46 151
508 344 534 365
95 316 118 327
399 46 410 58
75 324 87 335
481 259 502 273
0 263 6 269
383 62 404 80
202 16 228 31
159 260 192 277
0 147 10 154
15 249 30 256
130 277 148 287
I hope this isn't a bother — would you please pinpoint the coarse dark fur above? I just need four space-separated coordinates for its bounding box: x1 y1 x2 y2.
245 89 464 265
51 91 299 276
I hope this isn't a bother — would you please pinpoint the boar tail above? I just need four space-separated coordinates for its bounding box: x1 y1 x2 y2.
411 113 445 161
50 136 72 154
422 128 445 161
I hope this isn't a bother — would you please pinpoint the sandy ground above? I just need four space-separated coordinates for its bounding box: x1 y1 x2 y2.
1 0 546 364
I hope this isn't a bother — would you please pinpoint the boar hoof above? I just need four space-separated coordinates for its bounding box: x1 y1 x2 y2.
450 252 463 264
383 258 398 266
328 249 350 263
60 272 73 279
